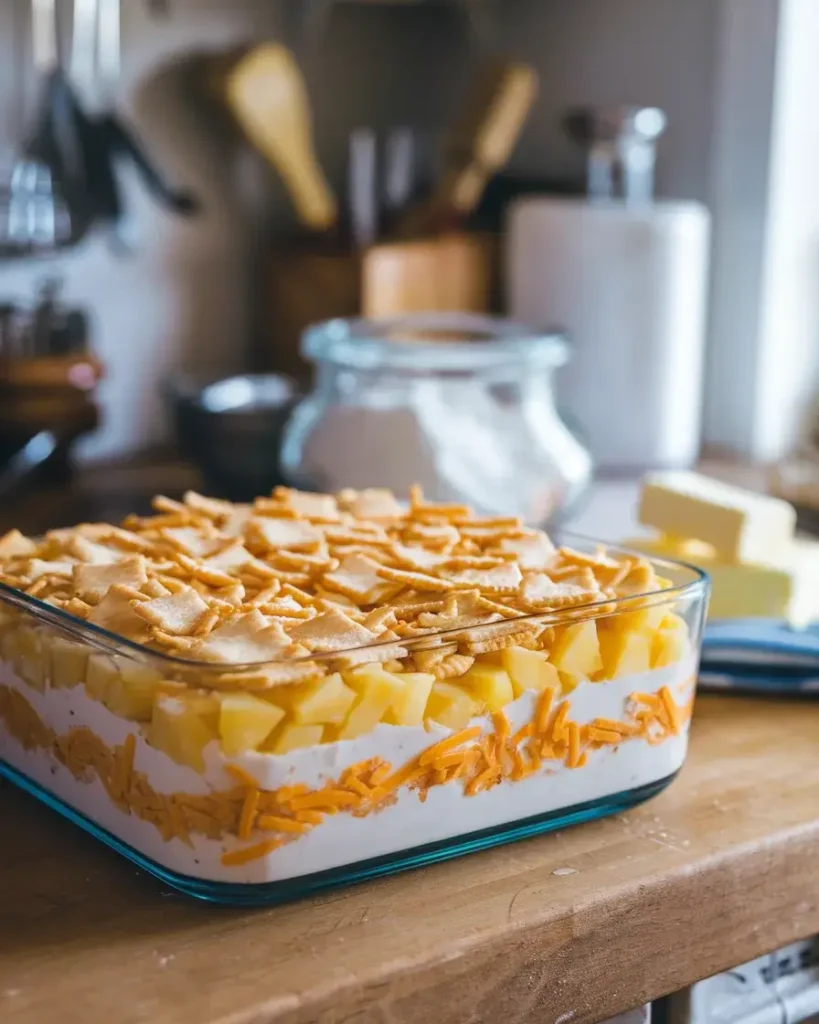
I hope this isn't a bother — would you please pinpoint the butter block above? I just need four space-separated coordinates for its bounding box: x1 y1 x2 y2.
638 472 796 565
624 533 819 626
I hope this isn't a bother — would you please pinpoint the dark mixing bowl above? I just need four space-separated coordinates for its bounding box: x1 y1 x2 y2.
167 373 301 501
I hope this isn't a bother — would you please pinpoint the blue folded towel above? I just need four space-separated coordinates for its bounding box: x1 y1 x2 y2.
699 619 819 693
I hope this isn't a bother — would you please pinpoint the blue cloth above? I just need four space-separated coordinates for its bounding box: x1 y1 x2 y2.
699 619 819 693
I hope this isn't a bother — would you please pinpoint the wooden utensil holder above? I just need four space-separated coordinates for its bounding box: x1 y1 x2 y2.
263 232 499 379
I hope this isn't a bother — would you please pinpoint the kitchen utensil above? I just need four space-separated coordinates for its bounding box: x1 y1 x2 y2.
362 233 495 317
507 107 711 471
221 44 337 231
167 373 301 501
281 313 591 522
348 127 377 248
398 60 537 236
0 0 77 257
383 127 414 219
0 430 57 499
563 106 667 203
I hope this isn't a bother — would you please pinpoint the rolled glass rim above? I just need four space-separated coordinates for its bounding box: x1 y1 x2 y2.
301 313 569 374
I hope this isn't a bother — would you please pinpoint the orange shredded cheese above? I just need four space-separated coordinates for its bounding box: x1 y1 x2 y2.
220 838 285 867
659 686 681 735
535 688 554 735
289 788 362 811
419 726 482 766
238 787 260 840
256 814 311 834
549 702 570 745
225 763 259 789
587 727 623 745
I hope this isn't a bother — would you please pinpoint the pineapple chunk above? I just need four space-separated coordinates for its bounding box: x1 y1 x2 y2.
550 620 602 679
609 603 668 636
651 614 690 668
459 664 514 711
219 693 285 756
384 672 435 726
266 722 324 754
338 665 406 740
85 653 119 703
147 694 219 772
50 638 90 690
105 666 185 722
500 646 560 698
14 626 48 691
425 681 481 730
558 671 583 695
598 628 652 679
289 673 357 726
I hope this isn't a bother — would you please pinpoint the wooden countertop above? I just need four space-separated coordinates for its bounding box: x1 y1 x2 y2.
3 693 819 1024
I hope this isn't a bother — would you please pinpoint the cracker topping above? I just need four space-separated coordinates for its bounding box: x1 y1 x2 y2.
0 486 662 663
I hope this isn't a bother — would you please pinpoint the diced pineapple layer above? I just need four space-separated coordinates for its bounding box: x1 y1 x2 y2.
219 693 285 756
287 672 357 726
426 681 481 730
339 666 405 740
501 646 559 698
459 664 514 710
0 596 691 760
384 672 434 726
266 722 324 754
550 621 603 679
147 693 219 771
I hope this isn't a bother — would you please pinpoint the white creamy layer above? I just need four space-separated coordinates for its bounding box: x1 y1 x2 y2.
0 658 695 885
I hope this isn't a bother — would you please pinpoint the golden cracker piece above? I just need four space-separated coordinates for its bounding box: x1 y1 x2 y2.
376 565 456 592
159 526 222 559
390 543 450 571
287 607 378 654
439 562 523 594
322 553 404 605
498 531 556 570
0 529 36 558
246 516 322 552
401 521 460 547
182 491 236 520
193 612 295 664
28 558 76 581
87 585 152 640
337 487 403 520
73 556 148 603
132 587 211 636
519 573 598 609
66 535 123 565
273 486 341 521
432 653 475 679
328 642 409 671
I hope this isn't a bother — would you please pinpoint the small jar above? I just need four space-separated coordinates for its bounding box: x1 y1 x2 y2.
280 313 592 524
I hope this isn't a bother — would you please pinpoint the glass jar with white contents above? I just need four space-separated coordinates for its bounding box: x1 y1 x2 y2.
280 314 592 525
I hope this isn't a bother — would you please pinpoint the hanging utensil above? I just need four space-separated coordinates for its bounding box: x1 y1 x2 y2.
221 44 337 232
0 0 77 257
348 127 377 248
396 60 538 237
383 126 414 227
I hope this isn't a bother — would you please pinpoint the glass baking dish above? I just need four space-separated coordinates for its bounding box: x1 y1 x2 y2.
0 541 708 905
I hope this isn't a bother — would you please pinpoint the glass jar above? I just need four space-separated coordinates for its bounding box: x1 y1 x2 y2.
280 313 592 524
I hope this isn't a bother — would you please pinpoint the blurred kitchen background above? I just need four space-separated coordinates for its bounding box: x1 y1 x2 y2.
2 0 819 529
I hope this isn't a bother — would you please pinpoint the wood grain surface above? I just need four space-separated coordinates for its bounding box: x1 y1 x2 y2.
2 694 819 1024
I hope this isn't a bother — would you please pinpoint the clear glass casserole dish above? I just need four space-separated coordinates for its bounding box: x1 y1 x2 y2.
0 492 708 905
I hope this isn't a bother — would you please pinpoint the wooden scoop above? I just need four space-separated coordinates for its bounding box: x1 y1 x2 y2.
223 44 337 231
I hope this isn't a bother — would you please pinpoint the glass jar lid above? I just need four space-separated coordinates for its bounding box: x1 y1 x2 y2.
301 313 568 374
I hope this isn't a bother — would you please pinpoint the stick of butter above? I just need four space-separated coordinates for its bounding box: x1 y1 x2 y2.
625 534 819 627
638 471 796 565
